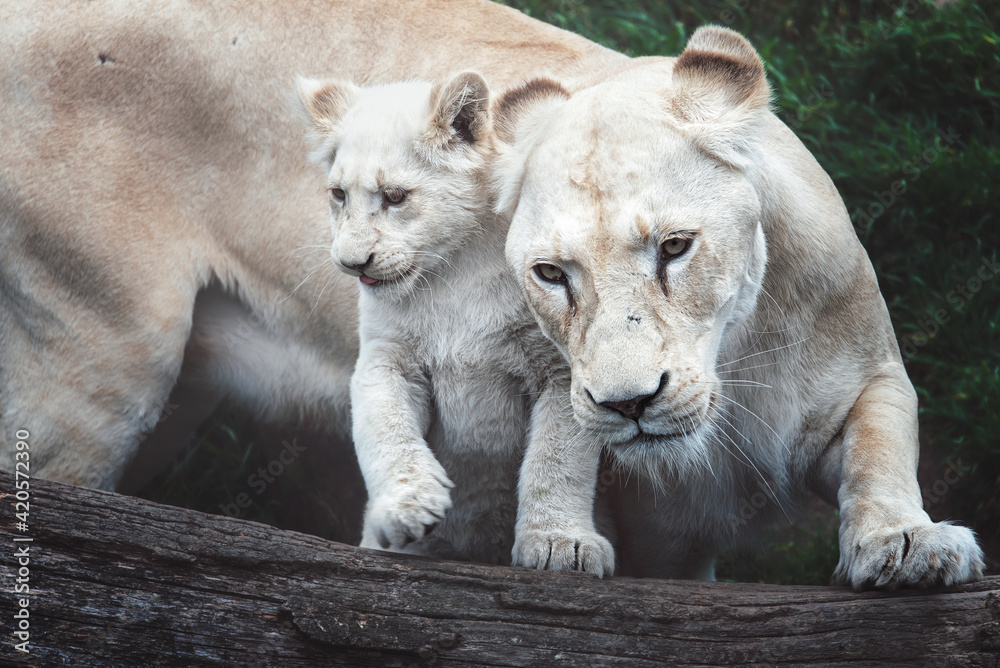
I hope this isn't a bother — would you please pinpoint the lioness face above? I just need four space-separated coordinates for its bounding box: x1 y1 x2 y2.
299 75 491 300
504 83 767 464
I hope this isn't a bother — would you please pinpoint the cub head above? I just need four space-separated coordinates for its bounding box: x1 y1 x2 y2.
496 27 771 470
298 71 492 298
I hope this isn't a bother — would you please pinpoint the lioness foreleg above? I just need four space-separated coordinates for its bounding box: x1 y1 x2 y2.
833 370 984 589
512 374 615 577
352 340 453 551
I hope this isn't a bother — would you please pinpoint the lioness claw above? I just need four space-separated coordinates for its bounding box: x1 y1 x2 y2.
513 529 615 578
836 522 984 591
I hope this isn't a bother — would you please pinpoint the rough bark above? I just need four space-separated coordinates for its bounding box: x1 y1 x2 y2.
0 470 997 667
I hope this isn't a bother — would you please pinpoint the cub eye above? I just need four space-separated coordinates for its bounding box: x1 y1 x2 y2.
660 237 691 260
533 263 566 284
383 187 407 205
329 187 346 203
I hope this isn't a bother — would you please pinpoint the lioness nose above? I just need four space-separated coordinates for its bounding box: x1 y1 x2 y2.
597 373 668 421
342 253 375 274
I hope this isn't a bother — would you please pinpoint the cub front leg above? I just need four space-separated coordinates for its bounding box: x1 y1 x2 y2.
512 374 615 577
352 340 453 551
833 369 984 590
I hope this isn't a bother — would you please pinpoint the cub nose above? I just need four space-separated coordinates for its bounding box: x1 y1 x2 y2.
340 253 375 276
596 373 668 421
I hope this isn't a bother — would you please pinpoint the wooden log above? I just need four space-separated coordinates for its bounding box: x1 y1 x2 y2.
1 470 997 666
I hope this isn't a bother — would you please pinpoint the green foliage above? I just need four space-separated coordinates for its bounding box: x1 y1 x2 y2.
716 512 841 586
503 0 1000 580
138 406 295 530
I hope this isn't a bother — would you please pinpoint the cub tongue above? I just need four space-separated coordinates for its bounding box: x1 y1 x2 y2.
359 275 379 285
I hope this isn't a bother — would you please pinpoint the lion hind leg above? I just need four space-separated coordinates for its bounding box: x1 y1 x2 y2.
0 274 197 491
0 328 185 491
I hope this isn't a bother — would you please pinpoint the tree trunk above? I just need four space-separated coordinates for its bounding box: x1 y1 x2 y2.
1 471 997 667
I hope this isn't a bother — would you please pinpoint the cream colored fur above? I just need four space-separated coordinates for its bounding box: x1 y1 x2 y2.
0 0 979 590
496 27 985 589
0 0 623 490
297 73 613 569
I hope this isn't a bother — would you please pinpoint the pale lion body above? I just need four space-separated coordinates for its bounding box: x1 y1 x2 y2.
0 0 622 489
497 28 984 588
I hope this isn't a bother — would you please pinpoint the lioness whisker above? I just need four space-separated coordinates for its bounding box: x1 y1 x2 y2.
759 286 790 322
715 336 811 369
716 391 788 455
701 379 774 389
742 324 798 335
708 428 742 477
716 360 780 375
742 319 773 366
692 415 717 479
711 408 791 524
722 285 798 377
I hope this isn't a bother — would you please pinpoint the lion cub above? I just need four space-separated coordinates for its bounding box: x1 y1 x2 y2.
298 72 614 571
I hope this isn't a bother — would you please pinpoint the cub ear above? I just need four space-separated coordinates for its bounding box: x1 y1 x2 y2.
491 78 570 215
296 76 360 137
668 26 770 166
426 71 491 147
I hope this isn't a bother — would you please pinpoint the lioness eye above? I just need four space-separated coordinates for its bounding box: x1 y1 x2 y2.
660 237 691 260
533 263 566 284
383 187 407 205
329 187 346 203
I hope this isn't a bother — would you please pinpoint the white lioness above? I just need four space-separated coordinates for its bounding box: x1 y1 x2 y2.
297 73 614 568
495 27 985 589
0 0 624 490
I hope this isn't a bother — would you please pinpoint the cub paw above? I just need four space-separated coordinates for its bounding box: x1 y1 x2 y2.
512 528 615 578
836 522 984 591
361 467 454 551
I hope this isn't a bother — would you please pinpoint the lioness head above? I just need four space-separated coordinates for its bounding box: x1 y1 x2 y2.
298 72 492 298
496 27 771 468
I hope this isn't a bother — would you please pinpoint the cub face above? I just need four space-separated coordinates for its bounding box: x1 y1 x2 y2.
298 73 492 299
496 28 771 467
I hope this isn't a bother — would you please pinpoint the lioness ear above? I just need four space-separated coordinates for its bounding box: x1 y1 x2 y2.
426 71 490 147
493 77 569 144
669 26 771 166
296 76 360 137
491 78 570 215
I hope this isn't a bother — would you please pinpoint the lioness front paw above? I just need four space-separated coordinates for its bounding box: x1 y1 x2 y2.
361 467 454 551
512 528 615 578
835 522 984 591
